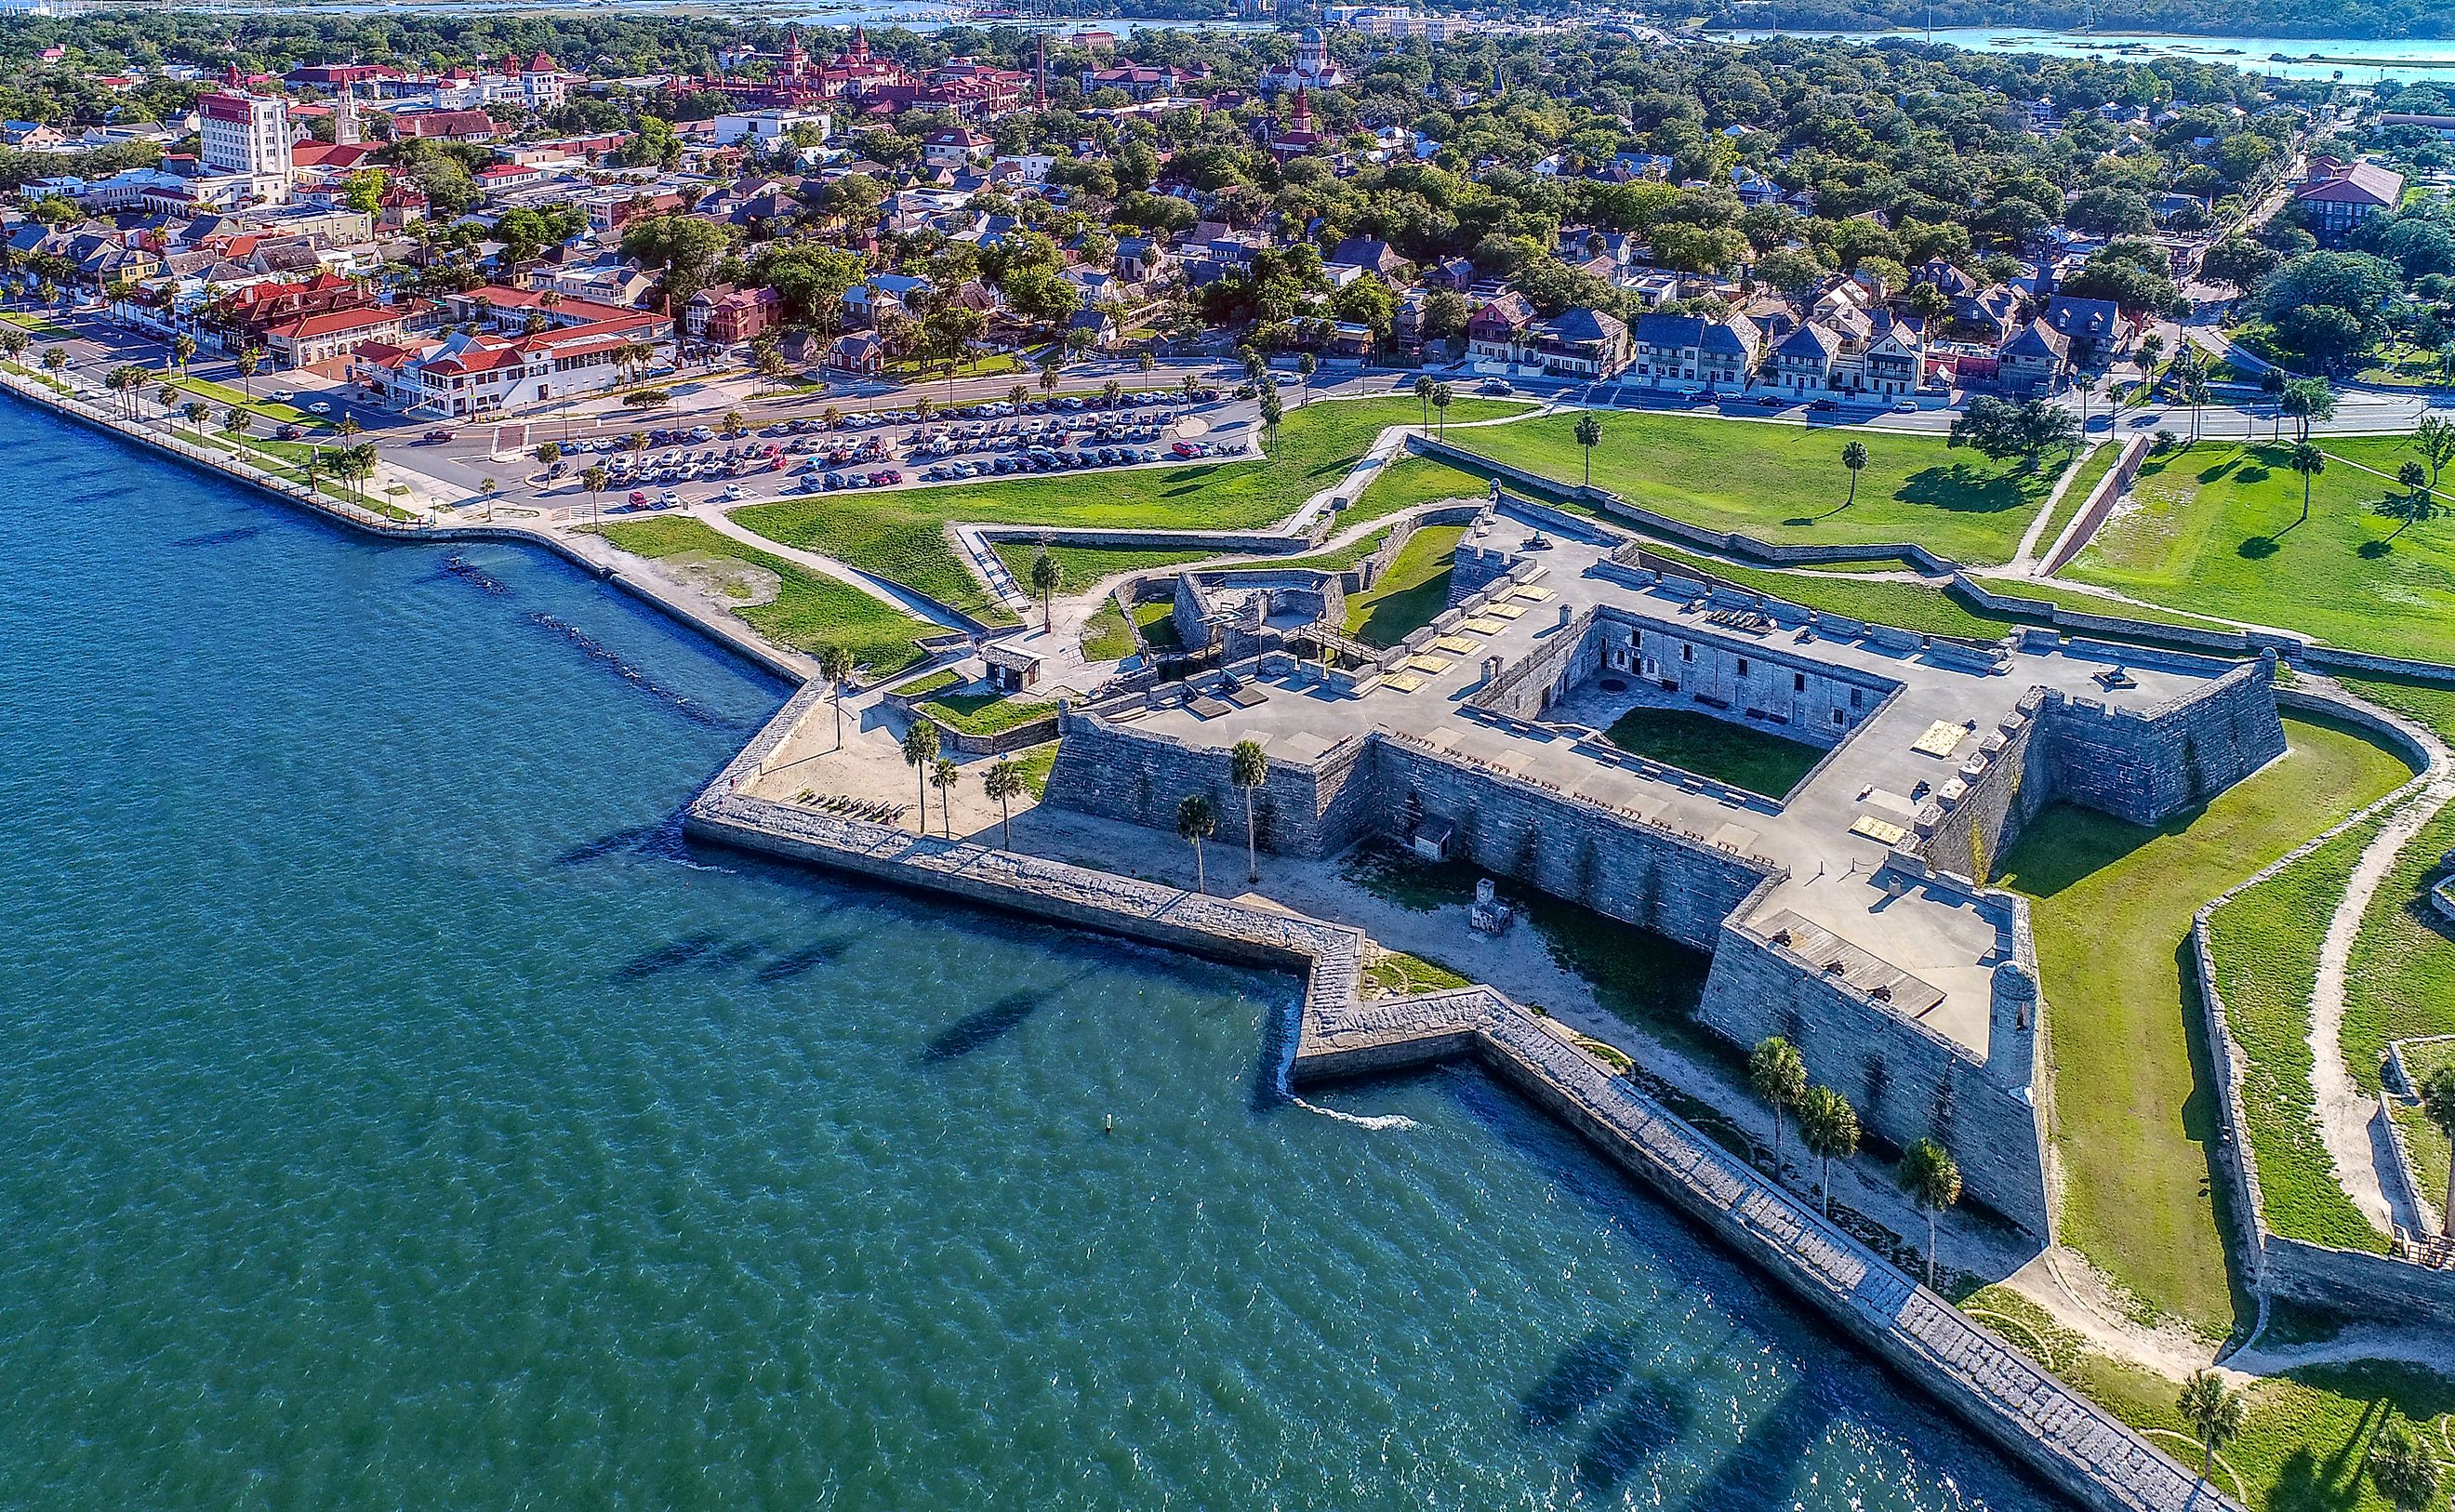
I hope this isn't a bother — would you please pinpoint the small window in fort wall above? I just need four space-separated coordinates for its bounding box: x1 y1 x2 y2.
1794 672 1807 692
1681 644 1693 662
1850 687 1864 710
1737 657 1750 676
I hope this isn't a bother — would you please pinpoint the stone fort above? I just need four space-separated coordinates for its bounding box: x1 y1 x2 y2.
1041 507 2288 1237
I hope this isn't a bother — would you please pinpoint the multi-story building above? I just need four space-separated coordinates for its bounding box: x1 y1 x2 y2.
197 65 292 204
2293 157 2406 243
1626 310 1761 391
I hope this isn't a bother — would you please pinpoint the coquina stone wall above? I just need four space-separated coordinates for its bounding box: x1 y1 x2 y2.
2033 656 2287 826
1045 708 1383 858
1698 895 2054 1237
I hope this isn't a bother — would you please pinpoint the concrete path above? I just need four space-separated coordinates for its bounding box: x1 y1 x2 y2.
2309 704 2451 1237
2008 441 2112 574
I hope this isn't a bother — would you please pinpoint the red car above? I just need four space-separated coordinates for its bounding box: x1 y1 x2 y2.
627 490 648 508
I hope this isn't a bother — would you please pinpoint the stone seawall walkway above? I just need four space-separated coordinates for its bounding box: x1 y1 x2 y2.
687 696 2237 1512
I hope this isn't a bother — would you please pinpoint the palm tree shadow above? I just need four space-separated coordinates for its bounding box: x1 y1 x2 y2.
919 987 1059 1062
1519 1326 1637 1429
1574 1378 1696 1497
2236 535 2280 558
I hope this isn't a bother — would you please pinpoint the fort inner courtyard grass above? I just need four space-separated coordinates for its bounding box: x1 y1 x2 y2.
1600 706 1826 799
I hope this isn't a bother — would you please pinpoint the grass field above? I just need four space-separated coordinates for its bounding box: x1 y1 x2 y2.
2336 679 2455 1096
1344 524 1465 646
590 515 934 675
1458 409 2065 565
1997 713 2415 1329
1078 596 1135 661
1601 706 1825 798
172 376 325 428
732 397 1528 621
989 540 1222 593
1130 599 1183 652
2065 440 2455 663
2207 813 2397 1253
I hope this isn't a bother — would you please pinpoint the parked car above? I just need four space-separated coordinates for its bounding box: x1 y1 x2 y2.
422 428 455 443
1892 399 1919 414
627 490 648 508
275 424 306 441
1478 379 1515 396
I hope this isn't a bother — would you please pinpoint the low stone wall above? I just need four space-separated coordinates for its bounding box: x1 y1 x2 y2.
683 714 2236 1512
975 523 1315 555
2037 433 2152 577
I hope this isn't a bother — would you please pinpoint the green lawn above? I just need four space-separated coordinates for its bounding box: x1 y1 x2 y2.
172 376 325 428
1997 713 2415 1330
894 668 1057 736
731 397 1528 622
1458 409 2066 566
2 311 69 337
1600 706 1825 799
590 515 933 675
990 540 1221 592
1338 452 1508 524
1344 524 1466 646
1131 600 1183 653
2207 813 2397 1253
1079 596 1135 662
1645 543 2024 641
2065 440 2455 663
2337 679 2455 1094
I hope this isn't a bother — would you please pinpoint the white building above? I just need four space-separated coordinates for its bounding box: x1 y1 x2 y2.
711 108 832 149
197 67 292 203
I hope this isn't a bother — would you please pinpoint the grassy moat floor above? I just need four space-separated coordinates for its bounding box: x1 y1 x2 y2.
1599 705 1826 800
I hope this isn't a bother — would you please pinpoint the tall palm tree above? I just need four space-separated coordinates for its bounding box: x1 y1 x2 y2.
2289 440 2325 528
1413 373 1433 431
1029 550 1063 634
234 347 260 399
334 416 363 448
816 644 856 749
1575 411 1603 488
222 405 248 441
170 333 196 376
901 719 941 834
1430 380 1453 439
1176 793 1215 895
2394 460 2432 537
1798 1084 1860 1219
1898 1137 1961 1289
0 325 29 365
1229 739 1267 883
180 399 208 438
2422 1068 2455 1237
2260 365 2289 441
1007 383 1029 411
1749 1037 1807 1180
1038 351 1061 403
1839 439 1870 508
1295 351 1315 407
930 756 960 837
2175 1371 2246 1495
982 759 1024 849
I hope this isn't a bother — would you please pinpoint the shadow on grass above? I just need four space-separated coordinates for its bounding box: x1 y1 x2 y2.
1993 801 2180 899
2238 535 2281 559
1897 462 2044 514
1349 566 1455 648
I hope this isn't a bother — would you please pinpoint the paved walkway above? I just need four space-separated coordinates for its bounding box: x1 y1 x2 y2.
682 500 974 634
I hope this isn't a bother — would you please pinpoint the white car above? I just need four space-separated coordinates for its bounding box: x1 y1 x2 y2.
307 400 333 415
720 483 746 502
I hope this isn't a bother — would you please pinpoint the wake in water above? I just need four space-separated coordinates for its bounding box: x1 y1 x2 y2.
527 613 746 731
1264 1000 1416 1131
172 526 260 548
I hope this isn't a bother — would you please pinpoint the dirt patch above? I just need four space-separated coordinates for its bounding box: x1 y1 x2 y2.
660 550 782 608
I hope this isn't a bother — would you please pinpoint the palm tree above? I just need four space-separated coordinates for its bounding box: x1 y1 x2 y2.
722 409 746 439
1176 792 1215 895
1798 1084 1860 1219
156 380 177 415
1296 351 1316 406
534 441 562 467
334 416 362 448
1029 550 1063 634
901 718 940 834
2393 460 2432 537
106 364 141 417
170 333 196 376
1102 378 1122 409
2416 415 2455 495
2367 1415 2441 1512
222 405 249 441
1008 383 1029 411
1229 739 1267 883
982 759 1024 849
2289 440 2325 528
1038 351 1061 403
915 395 938 424
2422 1067 2455 1237
1839 440 1870 508
1179 371 1199 411
1748 1036 1808 1180
822 405 844 431
1898 1137 1962 1289
42 346 67 376
0 325 29 365
1413 373 1434 431
816 644 856 749
2260 366 2289 441
2176 1371 2247 1495
180 399 208 437
930 756 960 837
235 347 260 399
581 463 609 525
1258 388 1283 430
1574 411 1603 488
1430 380 1453 438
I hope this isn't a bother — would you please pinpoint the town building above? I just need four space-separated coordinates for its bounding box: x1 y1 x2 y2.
196 65 293 204
2293 156 2406 242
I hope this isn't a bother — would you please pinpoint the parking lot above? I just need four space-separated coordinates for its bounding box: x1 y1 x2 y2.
531 388 1228 512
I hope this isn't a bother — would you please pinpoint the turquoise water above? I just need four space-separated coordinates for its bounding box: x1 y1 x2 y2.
0 403 2052 1509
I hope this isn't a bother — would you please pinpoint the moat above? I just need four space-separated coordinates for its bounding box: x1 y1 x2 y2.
0 404 2070 1504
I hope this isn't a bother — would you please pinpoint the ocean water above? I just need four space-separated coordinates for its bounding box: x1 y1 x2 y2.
0 402 2053 1509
